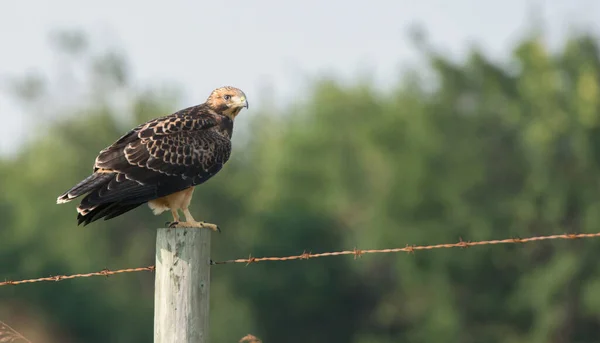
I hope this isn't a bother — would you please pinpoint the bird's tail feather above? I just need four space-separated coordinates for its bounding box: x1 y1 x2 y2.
56 173 113 204
77 202 143 226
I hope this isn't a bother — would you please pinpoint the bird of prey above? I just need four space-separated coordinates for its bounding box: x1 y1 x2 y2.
56 86 248 231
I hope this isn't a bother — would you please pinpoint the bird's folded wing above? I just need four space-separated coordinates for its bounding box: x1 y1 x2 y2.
89 112 231 202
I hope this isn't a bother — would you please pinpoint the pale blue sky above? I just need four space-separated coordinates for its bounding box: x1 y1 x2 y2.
0 0 599 154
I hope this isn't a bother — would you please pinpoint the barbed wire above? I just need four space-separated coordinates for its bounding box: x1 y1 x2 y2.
0 266 155 287
2 232 599 287
213 232 600 265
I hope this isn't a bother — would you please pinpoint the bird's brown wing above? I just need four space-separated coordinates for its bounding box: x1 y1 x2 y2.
93 110 230 184
57 106 232 225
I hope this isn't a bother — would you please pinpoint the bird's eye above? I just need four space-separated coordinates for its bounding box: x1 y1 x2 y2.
223 95 231 101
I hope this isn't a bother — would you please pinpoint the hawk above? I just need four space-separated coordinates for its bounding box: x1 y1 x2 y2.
56 86 248 231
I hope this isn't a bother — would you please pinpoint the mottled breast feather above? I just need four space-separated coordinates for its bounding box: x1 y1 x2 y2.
92 104 233 198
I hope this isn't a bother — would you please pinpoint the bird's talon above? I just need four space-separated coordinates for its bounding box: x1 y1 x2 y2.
200 222 220 232
168 221 179 228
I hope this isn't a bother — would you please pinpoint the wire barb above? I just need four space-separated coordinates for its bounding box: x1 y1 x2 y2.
2 232 600 287
353 247 363 259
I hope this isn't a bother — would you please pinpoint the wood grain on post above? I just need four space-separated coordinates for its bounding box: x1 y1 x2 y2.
154 227 211 343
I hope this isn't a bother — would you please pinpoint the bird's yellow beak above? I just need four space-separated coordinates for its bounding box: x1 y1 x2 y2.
239 96 249 109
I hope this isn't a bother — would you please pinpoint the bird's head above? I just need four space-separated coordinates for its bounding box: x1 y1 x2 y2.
206 86 249 119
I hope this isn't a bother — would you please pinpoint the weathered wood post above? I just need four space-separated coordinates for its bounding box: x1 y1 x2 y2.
154 227 211 343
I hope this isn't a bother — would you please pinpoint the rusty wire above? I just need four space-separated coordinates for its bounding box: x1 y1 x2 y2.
0 266 155 287
1 232 599 287
212 232 600 264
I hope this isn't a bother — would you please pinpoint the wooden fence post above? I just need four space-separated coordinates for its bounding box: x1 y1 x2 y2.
154 227 211 343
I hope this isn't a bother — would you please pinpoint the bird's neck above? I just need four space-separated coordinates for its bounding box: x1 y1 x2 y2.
220 107 242 120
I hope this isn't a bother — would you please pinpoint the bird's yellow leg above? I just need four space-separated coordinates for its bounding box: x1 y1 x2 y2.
168 208 220 232
164 209 181 228
171 209 180 222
